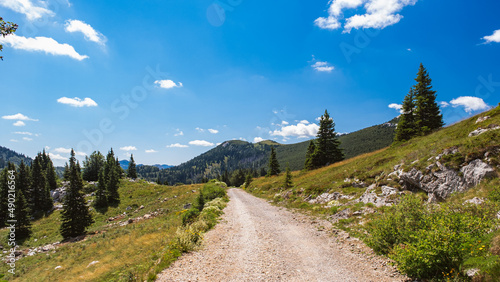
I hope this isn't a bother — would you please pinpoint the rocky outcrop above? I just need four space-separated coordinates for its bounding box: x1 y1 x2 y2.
468 123 500 137
400 159 496 200
308 192 353 204
356 184 400 207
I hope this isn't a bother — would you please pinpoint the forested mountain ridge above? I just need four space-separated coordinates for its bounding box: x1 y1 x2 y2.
0 146 32 169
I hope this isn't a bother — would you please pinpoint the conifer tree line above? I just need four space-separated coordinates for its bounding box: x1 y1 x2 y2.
305 110 344 170
395 63 444 142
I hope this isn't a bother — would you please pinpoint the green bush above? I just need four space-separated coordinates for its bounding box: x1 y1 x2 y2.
366 194 499 279
181 208 200 226
201 183 227 202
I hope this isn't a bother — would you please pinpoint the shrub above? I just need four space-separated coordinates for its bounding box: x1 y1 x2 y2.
181 208 200 226
201 183 227 202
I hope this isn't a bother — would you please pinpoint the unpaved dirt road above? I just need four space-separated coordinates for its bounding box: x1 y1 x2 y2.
157 188 404 281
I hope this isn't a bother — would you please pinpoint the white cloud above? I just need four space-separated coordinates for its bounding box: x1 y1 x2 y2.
155 80 183 89
166 143 188 148
281 121 289 125
253 137 264 143
440 101 450 107
311 61 334 72
0 0 54 21
195 127 205 133
13 121 26 126
120 146 137 151
65 19 106 45
48 153 66 160
174 129 184 136
2 113 38 121
482 29 500 44
299 120 310 124
54 147 86 156
450 96 490 113
0 34 89 60
57 97 98 107
388 103 403 113
315 0 417 33
270 121 319 138
145 149 158 153
22 137 32 141
13 131 33 135
189 140 215 147
10 139 19 142
208 129 219 134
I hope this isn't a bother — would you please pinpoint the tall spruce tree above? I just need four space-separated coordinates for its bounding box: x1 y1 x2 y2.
304 140 316 170
267 147 281 176
284 163 293 189
45 160 58 191
413 63 443 135
14 161 31 240
93 170 107 209
311 110 343 168
395 88 417 142
60 149 93 239
104 149 120 205
82 151 105 182
127 154 137 179
30 157 53 217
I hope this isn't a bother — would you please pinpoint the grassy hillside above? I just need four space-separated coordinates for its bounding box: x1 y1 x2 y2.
246 106 500 280
0 180 204 281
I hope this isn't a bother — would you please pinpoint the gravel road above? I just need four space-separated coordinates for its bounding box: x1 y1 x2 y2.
157 188 405 282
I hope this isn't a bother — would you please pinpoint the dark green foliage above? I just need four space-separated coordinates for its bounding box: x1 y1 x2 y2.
304 140 316 170
60 150 93 239
63 163 70 181
105 150 120 205
195 188 205 211
82 151 105 182
14 161 32 240
395 88 417 142
29 157 53 217
267 147 281 176
310 110 343 168
367 195 498 279
244 173 253 188
127 154 137 179
0 17 17 60
182 208 200 225
414 63 444 135
0 146 31 170
93 170 107 209
230 169 246 187
284 163 292 189
201 182 227 202
45 161 58 191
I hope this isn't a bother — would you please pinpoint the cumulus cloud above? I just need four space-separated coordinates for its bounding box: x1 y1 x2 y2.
22 137 32 141
174 129 184 136
482 29 500 44
155 80 183 89
189 140 215 147
440 101 450 107
208 129 219 134
166 143 188 148
0 0 54 21
388 103 403 113
54 147 86 156
13 131 33 135
119 146 137 152
65 19 106 45
57 97 98 107
253 137 264 143
195 127 205 133
315 0 417 33
450 96 490 113
270 121 319 138
2 113 38 121
13 121 26 126
0 34 88 60
311 61 334 72
49 153 67 160
145 149 158 153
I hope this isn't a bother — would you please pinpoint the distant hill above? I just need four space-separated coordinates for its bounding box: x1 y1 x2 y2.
146 118 397 184
119 160 173 171
0 146 32 169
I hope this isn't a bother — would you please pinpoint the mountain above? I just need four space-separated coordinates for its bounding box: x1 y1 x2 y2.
147 118 397 185
119 160 173 171
0 146 32 169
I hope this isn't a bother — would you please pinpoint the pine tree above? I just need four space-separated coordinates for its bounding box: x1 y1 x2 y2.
14 161 31 240
311 110 343 168
267 147 281 176
304 140 316 170
82 151 105 182
93 169 107 209
104 149 120 205
413 63 443 135
127 154 137 179
244 173 253 189
395 88 417 142
45 160 58 191
284 163 293 189
30 157 47 217
63 162 70 181
60 149 93 239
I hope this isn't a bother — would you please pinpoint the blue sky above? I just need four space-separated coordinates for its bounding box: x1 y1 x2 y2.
1 0 499 166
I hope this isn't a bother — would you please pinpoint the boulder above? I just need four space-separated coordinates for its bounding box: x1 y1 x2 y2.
469 124 500 137
464 197 484 205
476 116 490 123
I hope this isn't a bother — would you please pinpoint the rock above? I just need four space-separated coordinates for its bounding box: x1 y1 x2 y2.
329 208 352 223
87 261 99 268
352 211 362 216
497 211 500 220
400 159 496 200
50 186 68 203
466 268 479 278
126 206 132 211
308 192 353 204
128 218 134 224
469 124 500 137
143 214 152 219
55 266 62 270
139 205 144 210
183 203 192 209
357 184 393 207
476 116 490 123
381 186 398 197
464 197 484 205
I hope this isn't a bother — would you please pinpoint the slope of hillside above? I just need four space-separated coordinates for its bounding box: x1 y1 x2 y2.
0 146 32 169
246 106 500 280
144 118 397 184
